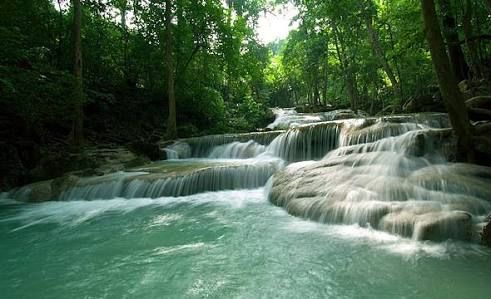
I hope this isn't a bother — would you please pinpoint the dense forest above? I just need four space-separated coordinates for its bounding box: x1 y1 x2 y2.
1 0 491 190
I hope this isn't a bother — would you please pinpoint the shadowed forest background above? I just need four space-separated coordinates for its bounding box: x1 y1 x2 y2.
1 0 491 190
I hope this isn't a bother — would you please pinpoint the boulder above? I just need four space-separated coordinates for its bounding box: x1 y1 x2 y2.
473 122 491 135
0 142 28 191
129 140 164 161
481 216 491 246
402 94 445 113
472 136 491 166
29 180 53 202
51 175 79 197
413 211 473 241
459 80 473 100
466 96 491 110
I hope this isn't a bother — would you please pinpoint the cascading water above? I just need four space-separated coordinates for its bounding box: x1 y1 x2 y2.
2 108 491 298
207 141 267 159
5 159 284 201
162 131 284 158
269 116 491 242
266 107 360 130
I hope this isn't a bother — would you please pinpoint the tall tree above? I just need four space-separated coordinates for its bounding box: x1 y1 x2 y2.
421 0 474 162
363 1 401 100
71 0 84 145
165 0 177 139
438 0 469 81
485 0 491 13
462 0 482 79
332 23 359 111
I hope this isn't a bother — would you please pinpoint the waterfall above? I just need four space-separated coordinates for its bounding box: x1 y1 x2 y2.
263 113 449 162
6 159 284 201
267 107 359 130
269 119 491 241
265 122 341 162
162 131 284 158
208 140 267 159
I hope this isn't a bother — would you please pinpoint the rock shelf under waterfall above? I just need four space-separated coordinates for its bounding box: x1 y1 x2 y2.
2 159 284 201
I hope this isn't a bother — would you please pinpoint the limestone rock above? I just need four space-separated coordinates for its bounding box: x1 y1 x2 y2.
29 180 53 202
51 175 79 197
413 211 472 241
466 96 491 110
481 216 491 246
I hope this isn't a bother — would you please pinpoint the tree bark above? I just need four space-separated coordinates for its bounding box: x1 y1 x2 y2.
165 0 177 139
322 64 328 106
364 9 401 100
438 0 469 82
485 0 491 13
332 24 358 111
71 0 84 146
56 0 64 68
421 0 474 162
462 0 482 79
120 0 129 82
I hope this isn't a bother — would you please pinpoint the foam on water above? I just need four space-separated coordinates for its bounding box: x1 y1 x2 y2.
283 217 488 259
152 242 207 256
0 189 267 231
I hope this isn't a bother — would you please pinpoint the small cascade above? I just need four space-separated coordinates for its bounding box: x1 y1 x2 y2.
5 159 284 201
263 113 449 162
162 131 284 158
265 122 341 162
267 107 358 130
339 120 426 147
161 111 449 162
163 141 192 159
329 129 455 161
60 159 283 199
208 140 267 159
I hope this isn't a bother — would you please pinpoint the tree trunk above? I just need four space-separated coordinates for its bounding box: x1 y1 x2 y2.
385 7 404 101
71 0 84 146
462 0 482 79
332 24 358 111
438 0 469 82
120 0 129 82
485 0 491 13
421 0 474 162
322 65 328 106
313 71 320 106
165 0 177 139
364 9 401 100
56 0 64 68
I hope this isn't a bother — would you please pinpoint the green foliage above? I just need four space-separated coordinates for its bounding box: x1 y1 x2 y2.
0 0 273 143
0 65 78 129
268 0 490 114
2 0 489 145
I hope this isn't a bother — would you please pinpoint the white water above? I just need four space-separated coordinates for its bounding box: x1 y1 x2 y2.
268 111 491 241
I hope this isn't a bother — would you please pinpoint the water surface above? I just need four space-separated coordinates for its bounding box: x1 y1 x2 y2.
1 189 490 298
